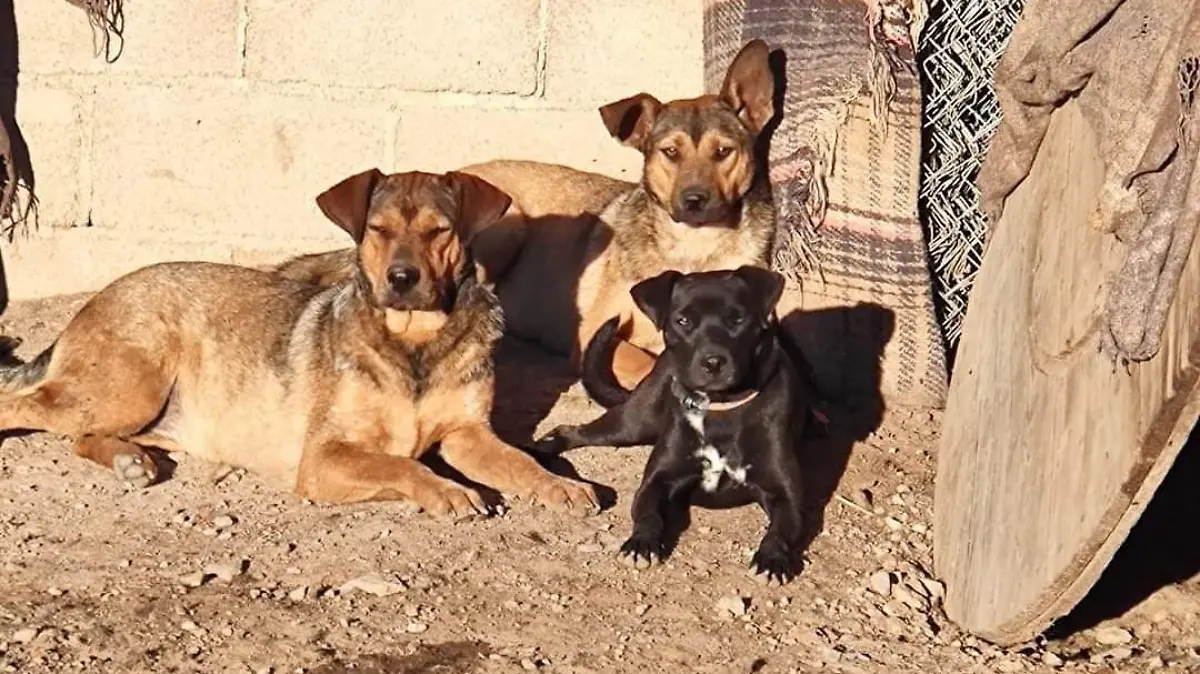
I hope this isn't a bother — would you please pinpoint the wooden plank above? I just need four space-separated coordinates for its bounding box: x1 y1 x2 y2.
933 101 1200 645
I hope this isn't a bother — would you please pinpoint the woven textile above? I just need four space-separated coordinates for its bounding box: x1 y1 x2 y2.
706 0 948 408
977 0 1200 366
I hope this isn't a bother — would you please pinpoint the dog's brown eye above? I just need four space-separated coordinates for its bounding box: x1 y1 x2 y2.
675 315 692 328
729 314 746 326
713 147 734 160
660 146 680 161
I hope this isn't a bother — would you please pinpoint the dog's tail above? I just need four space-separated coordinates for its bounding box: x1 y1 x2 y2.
580 317 633 409
0 336 53 395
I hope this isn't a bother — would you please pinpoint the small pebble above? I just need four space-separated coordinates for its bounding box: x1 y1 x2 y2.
204 562 243 583
405 622 428 634
340 573 406 597
717 596 748 617
288 586 309 602
178 572 207 589
920 578 946 601
212 515 236 530
1092 646 1133 663
869 570 893 596
10 628 37 644
1093 626 1133 646
1041 652 1064 667
994 658 1023 673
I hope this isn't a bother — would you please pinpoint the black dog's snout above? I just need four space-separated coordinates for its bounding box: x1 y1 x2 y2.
386 264 420 293
700 353 727 374
680 188 711 212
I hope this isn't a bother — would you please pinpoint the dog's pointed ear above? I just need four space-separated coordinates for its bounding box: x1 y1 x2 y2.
719 39 775 135
599 93 664 149
630 270 684 329
445 171 513 245
735 265 785 319
316 168 385 243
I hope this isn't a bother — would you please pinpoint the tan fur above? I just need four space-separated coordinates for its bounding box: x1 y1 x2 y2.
0 171 598 517
278 41 778 390
461 42 777 387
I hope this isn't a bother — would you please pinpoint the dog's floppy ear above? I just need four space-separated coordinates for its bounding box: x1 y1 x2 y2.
719 39 775 134
445 171 513 245
735 265 785 319
630 270 683 329
316 168 385 243
599 93 664 149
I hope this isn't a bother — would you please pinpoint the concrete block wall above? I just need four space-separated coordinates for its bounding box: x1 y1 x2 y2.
5 0 702 299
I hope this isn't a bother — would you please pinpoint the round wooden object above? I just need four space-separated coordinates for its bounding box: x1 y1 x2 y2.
934 102 1200 645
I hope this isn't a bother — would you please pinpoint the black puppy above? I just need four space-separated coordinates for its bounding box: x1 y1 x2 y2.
534 266 809 584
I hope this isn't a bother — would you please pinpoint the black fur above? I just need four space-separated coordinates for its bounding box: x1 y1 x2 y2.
579 318 629 408
535 267 811 583
0 338 54 394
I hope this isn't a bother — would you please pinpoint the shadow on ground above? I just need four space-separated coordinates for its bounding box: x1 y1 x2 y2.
1048 426 1200 638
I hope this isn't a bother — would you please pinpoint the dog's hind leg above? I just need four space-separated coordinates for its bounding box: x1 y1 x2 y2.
533 401 659 455
73 436 159 488
0 338 176 487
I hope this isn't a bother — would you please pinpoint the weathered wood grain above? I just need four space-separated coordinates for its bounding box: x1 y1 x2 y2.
935 101 1200 644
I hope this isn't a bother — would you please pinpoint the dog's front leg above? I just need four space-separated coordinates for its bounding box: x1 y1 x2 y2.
440 425 599 513
619 436 696 569
749 459 806 585
295 441 487 520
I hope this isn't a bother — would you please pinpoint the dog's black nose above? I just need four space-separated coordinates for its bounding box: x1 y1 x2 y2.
386 264 420 292
700 354 727 374
680 188 711 211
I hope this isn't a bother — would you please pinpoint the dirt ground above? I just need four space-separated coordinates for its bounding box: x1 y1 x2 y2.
0 293 1198 674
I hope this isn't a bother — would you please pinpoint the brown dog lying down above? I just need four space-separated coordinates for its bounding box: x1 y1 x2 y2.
277 40 779 391
0 169 598 518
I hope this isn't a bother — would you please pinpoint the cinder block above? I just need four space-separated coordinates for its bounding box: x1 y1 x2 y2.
394 106 643 181
246 0 540 94
12 85 88 227
543 0 703 105
90 84 389 239
14 0 240 76
3 228 348 299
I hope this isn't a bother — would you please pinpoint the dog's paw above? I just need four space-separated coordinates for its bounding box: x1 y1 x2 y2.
113 451 158 489
529 427 573 455
415 479 488 522
618 535 665 570
750 541 799 586
528 476 599 515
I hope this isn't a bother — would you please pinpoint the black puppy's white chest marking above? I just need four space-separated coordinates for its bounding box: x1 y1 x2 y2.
679 390 751 493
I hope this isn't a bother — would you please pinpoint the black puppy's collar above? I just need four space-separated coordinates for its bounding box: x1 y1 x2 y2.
670 377 760 414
